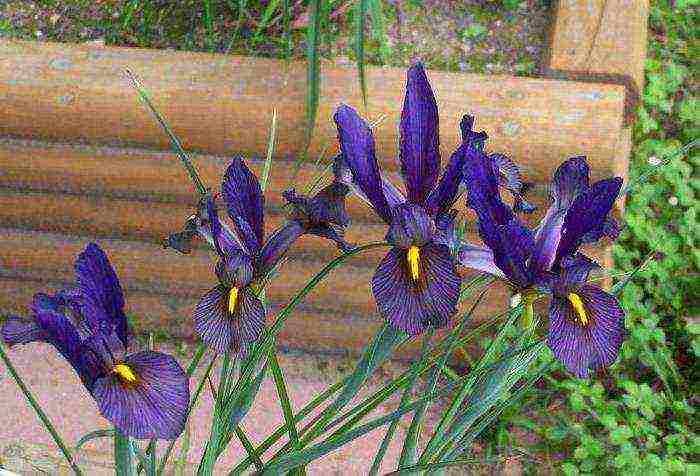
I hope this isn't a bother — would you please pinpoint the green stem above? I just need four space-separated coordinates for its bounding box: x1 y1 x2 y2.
157 352 214 476
0 344 83 475
269 350 300 448
369 331 433 476
115 430 135 476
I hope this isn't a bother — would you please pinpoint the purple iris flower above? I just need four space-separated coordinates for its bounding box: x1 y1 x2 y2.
1 243 189 440
193 157 351 354
461 147 625 378
332 63 499 335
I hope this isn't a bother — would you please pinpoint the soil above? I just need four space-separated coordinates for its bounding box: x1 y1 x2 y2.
0 0 552 75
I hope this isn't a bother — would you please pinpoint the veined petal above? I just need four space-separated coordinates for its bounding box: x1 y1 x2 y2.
425 115 488 216
490 153 536 214
371 243 461 335
257 221 306 277
333 105 393 222
93 350 189 440
458 242 505 278
222 157 266 255
547 284 624 378
205 196 244 257
531 157 590 272
193 285 265 355
556 177 623 262
74 243 128 348
1 317 48 346
399 63 441 204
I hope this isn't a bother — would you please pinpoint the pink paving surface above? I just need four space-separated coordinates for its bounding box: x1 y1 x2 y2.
0 342 440 475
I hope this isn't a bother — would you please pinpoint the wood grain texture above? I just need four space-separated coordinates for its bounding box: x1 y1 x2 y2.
547 0 648 198
0 229 527 355
0 39 626 184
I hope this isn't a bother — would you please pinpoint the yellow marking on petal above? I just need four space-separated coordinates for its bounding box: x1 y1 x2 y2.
567 293 589 326
407 246 420 281
113 363 137 383
228 287 239 314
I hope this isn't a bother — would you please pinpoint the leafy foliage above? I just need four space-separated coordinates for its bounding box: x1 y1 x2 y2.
481 1 699 473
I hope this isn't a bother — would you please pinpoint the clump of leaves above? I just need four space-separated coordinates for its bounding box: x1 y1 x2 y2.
478 0 699 473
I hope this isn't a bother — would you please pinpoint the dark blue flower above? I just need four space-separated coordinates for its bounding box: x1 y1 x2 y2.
332 64 491 335
460 147 625 377
192 157 351 353
1 244 189 440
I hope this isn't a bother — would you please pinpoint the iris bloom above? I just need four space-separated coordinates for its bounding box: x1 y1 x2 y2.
1 243 189 439
193 157 351 354
462 148 625 378
332 63 507 335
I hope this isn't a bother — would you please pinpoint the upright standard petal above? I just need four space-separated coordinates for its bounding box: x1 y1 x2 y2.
205 196 245 257
547 284 624 378
332 154 405 210
257 221 306 277
425 115 488 216
93 351 189 440
555 177 623 262
399 63 441 204
463 150 533 286
334 105 393 222
193 285 265 355
530 157 591 273
372 243 461 335
222 157 266 254
74 243 128 348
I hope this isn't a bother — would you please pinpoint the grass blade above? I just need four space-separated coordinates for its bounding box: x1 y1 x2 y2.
125 69 208 197
269 351 300 447
368 0 390 62
202 0 216 51
397 286 492 469
368 331 433 476
301 0 323 169
0 344 83 475
115 430 135 476
356 0 369 112
261 108 278 193
75 429 114 452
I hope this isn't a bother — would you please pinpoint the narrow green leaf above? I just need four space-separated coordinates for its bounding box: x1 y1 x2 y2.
301 0 323 169
115 430 135 476
398 286 492 469
75 429 115 452
125 70 208 197
253 0 281 45
269 351 300 447
202 0 216 51
368 0 390 62
0 344 83 475
260 108 278 193
262 376 466 474
369 330 433 476
356 0 369 111
234 425 264 470
228 379 345 475
282 0 292 58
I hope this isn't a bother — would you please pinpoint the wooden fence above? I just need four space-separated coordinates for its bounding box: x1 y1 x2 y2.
0 0 648 355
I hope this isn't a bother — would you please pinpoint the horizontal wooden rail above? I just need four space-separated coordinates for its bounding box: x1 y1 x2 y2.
0 39 626 183
0 19 641 353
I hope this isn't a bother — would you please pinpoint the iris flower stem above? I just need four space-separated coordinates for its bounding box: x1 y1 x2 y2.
199 352 232 475
368 329 434 476
114 430 135 476
232 299 507 475
0 344 84 475
418 303 523 464
156 344 209 475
